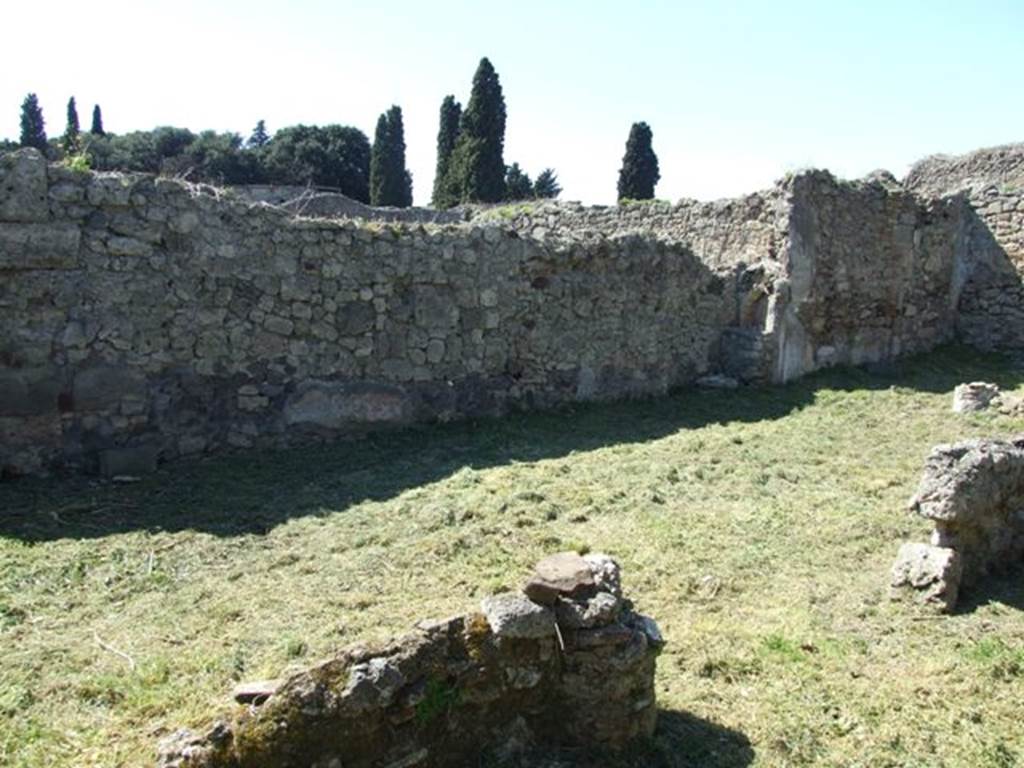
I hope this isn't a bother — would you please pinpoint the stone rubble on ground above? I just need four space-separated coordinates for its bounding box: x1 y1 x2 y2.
951 381 1001 413
891 435 1024 612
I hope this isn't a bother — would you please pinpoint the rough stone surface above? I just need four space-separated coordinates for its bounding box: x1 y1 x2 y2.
892 435 1024 611
906 144 1024 353
951 381 1001 413
890 542 962 612
583 552 622 597
480 593 555 639
554 591 622 629
2 144 1022 476
156 557 663 768
522 551 596 605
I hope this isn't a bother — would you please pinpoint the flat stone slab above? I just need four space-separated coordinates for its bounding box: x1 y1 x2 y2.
523 551 595 605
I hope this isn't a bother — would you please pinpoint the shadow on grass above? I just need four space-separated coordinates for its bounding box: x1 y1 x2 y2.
1 344 1021 543
531 709 754 768
956 567 1024 614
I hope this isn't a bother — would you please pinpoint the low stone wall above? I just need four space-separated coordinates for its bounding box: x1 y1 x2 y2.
891 436 1024 612
157 553 664 768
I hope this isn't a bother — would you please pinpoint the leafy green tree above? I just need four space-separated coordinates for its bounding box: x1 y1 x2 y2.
86 127 194 174
444 57 507 203
431 95 461 208
247 119 269 148
617 122 660 201
533 168 561 199
19 93 47 152
87 126 263 184
90 104 105 136
504 162 533 200
62 97 81 156
163 131 261 184
263 124 371 201
153 127 197 163
369 106 412 207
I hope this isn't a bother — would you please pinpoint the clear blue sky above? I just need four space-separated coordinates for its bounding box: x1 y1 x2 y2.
3 0 1021 204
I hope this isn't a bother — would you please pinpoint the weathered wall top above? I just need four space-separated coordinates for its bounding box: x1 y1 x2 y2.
905 142 1024 196
230 185 468 225
468 191 787 270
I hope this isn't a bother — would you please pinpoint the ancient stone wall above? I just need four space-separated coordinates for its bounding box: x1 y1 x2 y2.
157 553 664 768
906 144 1024 351
768 171 969 382
466 175 972 385
471 193 786 270
905 143 1024 198
0 150 743 476
0 146 993 476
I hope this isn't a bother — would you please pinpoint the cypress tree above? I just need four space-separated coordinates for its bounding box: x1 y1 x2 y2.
369 113 389 206
90 104 105 136
617 122 660 201
369 106 412 208
533 168 562 199
431 95 461 208
19 93 47 152
62 97 81 155
444 57 507 204
248 119 269 148
504 163 533 200
388 106 412 207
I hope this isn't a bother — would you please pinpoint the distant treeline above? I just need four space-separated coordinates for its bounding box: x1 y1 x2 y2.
5 58 663 207
8 104 378 201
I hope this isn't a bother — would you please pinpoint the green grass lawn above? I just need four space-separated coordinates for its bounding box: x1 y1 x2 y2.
3 346 1024 767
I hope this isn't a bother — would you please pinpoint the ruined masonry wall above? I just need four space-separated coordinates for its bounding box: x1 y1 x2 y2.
772 171 967 382
906 144 1024 351
0 147 981 476
0 150 745 475
157 552 663 768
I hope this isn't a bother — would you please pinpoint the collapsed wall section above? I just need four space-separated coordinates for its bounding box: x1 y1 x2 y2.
0 150 743 476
